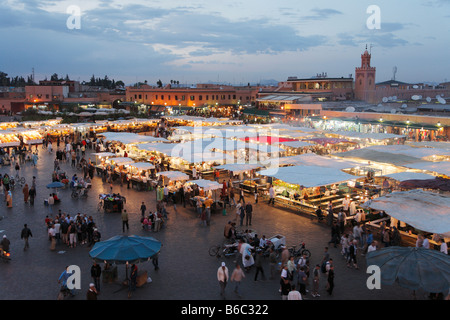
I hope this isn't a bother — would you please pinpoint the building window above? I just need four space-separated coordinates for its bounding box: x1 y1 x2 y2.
155 95 158 100
233 95 236 99
139 94 142 99
182 95 185 101
190 96 195 101
206 95 209 100
199 95 202 101
175 95 178 101
161 95 164 100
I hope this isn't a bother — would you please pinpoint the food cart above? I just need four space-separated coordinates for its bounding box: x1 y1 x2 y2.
99 193 126 213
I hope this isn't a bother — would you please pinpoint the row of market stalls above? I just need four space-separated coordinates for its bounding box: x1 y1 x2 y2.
53 118 449 255
0 128 44 148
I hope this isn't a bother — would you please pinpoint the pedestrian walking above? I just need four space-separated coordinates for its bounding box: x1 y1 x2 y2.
280 275 291 300
28 185 36 206
20 224 33 250
47 194 54 213
245 202 253 226
238 188 245 204
152 251 160 271
269 247 278 280
297 266 308 296
230 264 245 297
86 283 98 300
48 224 56 251
68 221 77 248
22 184 29 203
254 250 266 281
140 202 146 219
268 184 275 205
312 264 321 298
217 262 229 298
128 264 138 298
326 265 335 295
91 262 102 293
6 190 12 208
287 284 302 300
122 210 129 232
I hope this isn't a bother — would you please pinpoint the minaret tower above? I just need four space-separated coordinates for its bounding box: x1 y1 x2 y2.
355 45 376 102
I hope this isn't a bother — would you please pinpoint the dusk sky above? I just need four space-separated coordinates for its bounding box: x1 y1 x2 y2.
1 0 449 86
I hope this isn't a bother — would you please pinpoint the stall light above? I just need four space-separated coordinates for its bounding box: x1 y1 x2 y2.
437 122 441 127
379 117 383 122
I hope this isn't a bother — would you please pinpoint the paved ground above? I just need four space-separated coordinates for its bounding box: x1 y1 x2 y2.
0 145 426 300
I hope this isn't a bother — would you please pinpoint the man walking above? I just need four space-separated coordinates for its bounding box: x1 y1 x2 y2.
91 262 102 293
245 202 253 226
268 184 275 205
20 224 33 250
122 210 129 232
217 262 229 299
254 250 266 281
140 202 146 219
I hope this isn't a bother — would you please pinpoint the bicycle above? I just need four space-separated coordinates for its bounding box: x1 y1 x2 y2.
288 242 311 259
209 241 239 258
12 175 26 187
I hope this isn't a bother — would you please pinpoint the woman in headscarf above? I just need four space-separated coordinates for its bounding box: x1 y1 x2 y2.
6 190 12 208
23 184 29 203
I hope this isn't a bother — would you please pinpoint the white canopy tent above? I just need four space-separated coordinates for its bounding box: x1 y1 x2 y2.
259 165 361 188
157 171 190 181
137 142 176 156
100 132 168 145
367 145 450 159
106 157 134 166
275 154 360 170
214 163 262 174
185 179 223 191
403 161 450 177
383 172 436 182
129 162 156 171
363 189 450 237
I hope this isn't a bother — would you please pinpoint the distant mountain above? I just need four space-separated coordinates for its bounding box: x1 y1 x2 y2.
254 79 280 86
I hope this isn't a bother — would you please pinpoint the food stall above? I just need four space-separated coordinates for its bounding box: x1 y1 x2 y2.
128 162 156 191
362 189 450 250
302 137 359 155
214 163 266 192
0 130 21 148
99 193 126 213
259 165 364 216
18 129 44 145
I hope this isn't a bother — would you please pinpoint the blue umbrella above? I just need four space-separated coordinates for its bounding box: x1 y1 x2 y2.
89 235 162 264
366 246 450 293
46 182 65 189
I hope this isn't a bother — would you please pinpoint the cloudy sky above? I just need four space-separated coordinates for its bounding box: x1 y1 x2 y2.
1 0 449 85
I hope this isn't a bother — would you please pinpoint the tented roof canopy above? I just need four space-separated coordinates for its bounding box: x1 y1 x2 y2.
100 132 168 144
129 162 156 170
186 179 223 191
157 171 189 181
259 165 361 188
404 161 450 177
275 154 360 170
384 172 436 181
363 189 450 237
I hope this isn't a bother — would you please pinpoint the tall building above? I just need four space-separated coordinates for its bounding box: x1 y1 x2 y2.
354 47 376 102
